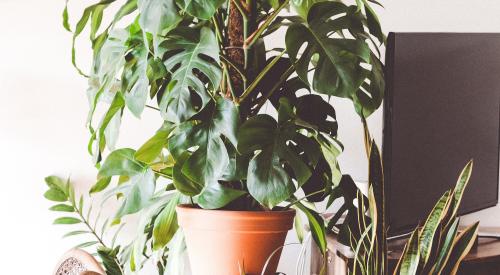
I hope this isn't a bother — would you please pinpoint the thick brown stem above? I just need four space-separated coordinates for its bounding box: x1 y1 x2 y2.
226 1 258 118
226 2 246 98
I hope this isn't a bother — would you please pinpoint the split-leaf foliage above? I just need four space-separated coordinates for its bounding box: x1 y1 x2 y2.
45 0 405 274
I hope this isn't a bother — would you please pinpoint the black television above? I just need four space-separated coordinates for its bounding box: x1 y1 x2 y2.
383 33 500 236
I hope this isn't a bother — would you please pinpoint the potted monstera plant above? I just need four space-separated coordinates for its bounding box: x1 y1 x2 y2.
48 0 384 274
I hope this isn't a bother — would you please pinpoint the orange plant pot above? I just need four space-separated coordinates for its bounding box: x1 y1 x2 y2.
176 205 295 275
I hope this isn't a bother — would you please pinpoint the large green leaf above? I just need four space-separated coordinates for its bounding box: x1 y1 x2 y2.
169 98 238 188
135 123 174 164
99 148 144 177
138 0 181 38
238 114 311 208
176 0 225 20
121 26 150 118
160 27 222 123
70 0 117 76
115 168 156 218
247 149 294 209
172 152 204 196
352 53 384 117
153 194 180 250
286 2 370 99
98 148 156 218
196 183 246 209
295 202 327 254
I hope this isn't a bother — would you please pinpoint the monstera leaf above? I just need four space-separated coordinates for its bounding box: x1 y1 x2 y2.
238 113 312 209
98 148 156 218
160 27 222 123
168 98 238 195
352 53 385 117
138 0 181 38
176 0 225 20
286 2 372 104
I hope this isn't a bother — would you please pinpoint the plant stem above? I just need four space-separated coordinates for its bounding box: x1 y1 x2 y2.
74 200 107 248
245 0 290 48
252 65 294 112
238 50 285 103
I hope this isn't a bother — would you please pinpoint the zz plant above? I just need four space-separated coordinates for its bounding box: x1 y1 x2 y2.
48 0 385 273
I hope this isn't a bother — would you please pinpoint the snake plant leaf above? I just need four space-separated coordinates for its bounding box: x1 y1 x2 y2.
135 123 174 164
169 98 238 187
153 194 180 250
172 152 204 196
419 191 452 266
138 0 181 38
442 222 479 275
433 219 459 274
449 160 473 218
399 230 420 275
160 27 222 123
196 183 247 209
176 0 225 20
115 168 156 218
286 2 371 100
98 148 145 177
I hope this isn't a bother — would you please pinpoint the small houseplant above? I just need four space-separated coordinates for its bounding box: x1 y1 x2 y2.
46 0 385 274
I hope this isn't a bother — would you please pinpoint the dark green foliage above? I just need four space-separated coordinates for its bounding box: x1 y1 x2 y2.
53 0 387 273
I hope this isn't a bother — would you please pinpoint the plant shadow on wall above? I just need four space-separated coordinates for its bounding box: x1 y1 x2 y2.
43 0 478 274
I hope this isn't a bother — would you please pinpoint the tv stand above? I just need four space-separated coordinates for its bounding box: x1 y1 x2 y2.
310 230 500 275
478 227 500 240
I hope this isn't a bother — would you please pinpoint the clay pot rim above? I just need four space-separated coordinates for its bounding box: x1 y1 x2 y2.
176 204 296 231
176 204 296 216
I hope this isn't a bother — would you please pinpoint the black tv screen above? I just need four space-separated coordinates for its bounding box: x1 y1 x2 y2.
383 33 500 236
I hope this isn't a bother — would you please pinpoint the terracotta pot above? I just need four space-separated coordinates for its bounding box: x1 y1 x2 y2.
176 205 295 275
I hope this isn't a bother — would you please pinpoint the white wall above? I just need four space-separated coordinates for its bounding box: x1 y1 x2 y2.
0 1 499 274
